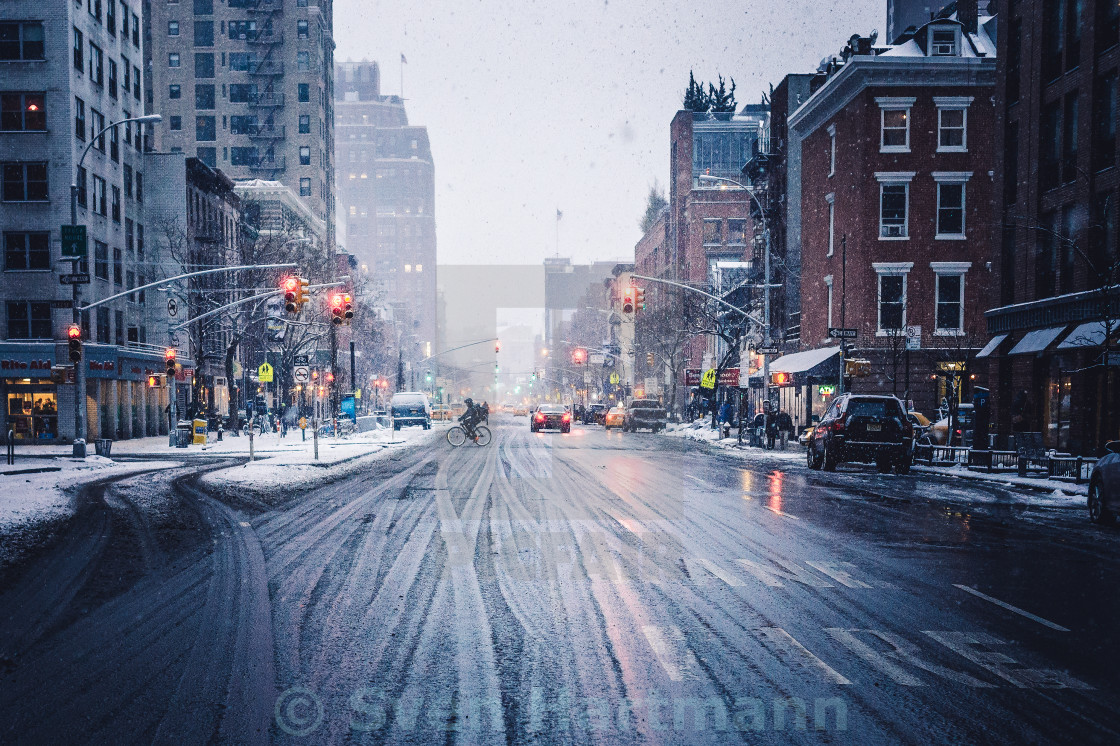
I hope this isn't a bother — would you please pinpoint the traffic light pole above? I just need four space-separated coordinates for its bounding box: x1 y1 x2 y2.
69 181 85 457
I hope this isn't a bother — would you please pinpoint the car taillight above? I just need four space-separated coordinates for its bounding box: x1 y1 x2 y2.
833 417 846 433
535 413 545 422
562 413 571 422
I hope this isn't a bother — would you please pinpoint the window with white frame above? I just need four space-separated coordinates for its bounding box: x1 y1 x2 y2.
933 171 971 238
824 275 834 328
874 263 912 333
876 172 914 239
877 97 914 152
931 262 970 334
935 96 972 152
827 123 836 176
928 25 959 56
826 192 836 256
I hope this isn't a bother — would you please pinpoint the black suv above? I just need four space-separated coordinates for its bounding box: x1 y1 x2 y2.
807 394 913 474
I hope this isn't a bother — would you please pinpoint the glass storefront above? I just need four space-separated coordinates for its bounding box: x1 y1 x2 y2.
6 381 58 440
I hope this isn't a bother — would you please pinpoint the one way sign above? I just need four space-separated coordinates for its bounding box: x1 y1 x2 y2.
828 328 858 339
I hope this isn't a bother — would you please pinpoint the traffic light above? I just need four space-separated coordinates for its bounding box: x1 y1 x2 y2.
635 287 646 311
147 374 165 388
283 276 300 314
572 348 586 364
622 287 635 314
425 370 433 383
771 371 791 386
329 293 344 325
343 293 354 322
495 340 502 353
67 324 82 363
530 372 537 382
165 347 177 377
646 352 655 367
299 277 310 308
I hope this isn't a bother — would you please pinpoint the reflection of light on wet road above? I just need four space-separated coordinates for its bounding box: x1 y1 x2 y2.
768 471 784 512
740 470 753 494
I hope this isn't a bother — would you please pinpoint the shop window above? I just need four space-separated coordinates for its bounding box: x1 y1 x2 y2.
7 389 58 440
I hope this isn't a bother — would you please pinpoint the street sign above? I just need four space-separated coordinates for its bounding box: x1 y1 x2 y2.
60 225 87 258
906 325 921 351
293 365 310 384
50 300 73 309
756 346 780 355
59 273 91 285
167 298 178 317
609 372 620 385
828 328 858 339
700 368 717 390
258 362 274 383
294 354 310 366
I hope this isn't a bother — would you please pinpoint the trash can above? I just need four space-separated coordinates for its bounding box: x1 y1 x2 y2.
192 418 207 445
94 438 112 457
176 422 192 448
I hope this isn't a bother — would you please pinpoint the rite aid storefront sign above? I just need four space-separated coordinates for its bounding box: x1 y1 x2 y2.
0 344 189 382
0 343 56 378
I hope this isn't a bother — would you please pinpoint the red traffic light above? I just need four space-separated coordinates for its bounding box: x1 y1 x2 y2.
283 276 300 313
67 324 81 340
572 348 587 364
622 288 635 314
326 372 334 382
67 324 82 362
283 277 299 292
495 340 502 353
165 347 177 376
330 293 344 325
164 347 176 361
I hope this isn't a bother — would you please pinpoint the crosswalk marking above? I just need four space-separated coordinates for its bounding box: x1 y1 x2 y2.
689 557 744 587
642 624 699 682
758 626 852 685
952 585 1070 632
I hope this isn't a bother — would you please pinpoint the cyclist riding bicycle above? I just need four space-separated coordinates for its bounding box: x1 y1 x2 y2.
459 398 484 437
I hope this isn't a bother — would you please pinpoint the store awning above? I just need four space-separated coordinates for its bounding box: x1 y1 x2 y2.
1007 326 1066 356
1056 321 1111 349
770 346 841 374
975 334 1008 359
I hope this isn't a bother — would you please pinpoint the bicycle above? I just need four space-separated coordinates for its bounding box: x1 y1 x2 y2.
447 423 492 447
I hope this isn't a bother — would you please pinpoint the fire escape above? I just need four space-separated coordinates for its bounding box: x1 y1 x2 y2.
246 0 285 176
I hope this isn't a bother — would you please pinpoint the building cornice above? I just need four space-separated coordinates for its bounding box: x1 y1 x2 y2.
788 56 995 138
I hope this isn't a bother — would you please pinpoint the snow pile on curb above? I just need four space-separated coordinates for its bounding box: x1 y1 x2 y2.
0 456 180 536
200 425 442 494
911 464 1089 497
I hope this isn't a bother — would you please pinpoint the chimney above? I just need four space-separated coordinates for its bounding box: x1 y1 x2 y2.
959 0 978 34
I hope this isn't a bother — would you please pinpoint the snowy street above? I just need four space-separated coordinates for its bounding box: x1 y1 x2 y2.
2 416 1118 744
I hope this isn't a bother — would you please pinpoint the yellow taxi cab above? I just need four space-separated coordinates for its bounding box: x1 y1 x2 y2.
604 406 626 430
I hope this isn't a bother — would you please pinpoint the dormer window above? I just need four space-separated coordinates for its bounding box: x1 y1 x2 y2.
929 26 959 56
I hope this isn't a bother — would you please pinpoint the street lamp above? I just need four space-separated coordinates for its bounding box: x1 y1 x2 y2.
68 114 161 456
697 173 774 441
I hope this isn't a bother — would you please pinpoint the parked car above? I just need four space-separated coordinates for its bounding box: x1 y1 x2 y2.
1088 441 1120 524
604 406 626 430
925 404 975 446
624 399 667 432
807 394 913 474
513 406 530 417
390 392 431 430
584 403 608 425
531 404 571 433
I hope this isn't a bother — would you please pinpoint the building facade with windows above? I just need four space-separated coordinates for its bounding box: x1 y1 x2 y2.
145 0 336 249
984 0 1120 454
1 0 171 442
334 60 436 371
788 6 997 420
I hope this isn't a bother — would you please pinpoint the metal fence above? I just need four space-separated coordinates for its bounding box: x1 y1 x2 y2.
912 443 1097 484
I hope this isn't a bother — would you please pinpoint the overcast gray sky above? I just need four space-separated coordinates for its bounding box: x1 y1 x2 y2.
335 0 884 266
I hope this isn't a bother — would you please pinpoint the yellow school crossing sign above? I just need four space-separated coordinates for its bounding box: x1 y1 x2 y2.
609 372 620 385
700 368 717 389
258 362 274 383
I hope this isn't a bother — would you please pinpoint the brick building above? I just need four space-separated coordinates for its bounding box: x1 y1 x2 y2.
334 60 436 370
787 5 998 424
0 0 171 442
984 0 1120 454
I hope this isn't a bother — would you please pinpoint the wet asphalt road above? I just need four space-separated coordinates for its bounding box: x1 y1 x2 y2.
2 417 1120 745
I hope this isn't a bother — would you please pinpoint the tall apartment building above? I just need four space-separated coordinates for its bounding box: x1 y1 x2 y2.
145 0 336 249
985 0 1120 454
1 0 172 442
334 60 436 367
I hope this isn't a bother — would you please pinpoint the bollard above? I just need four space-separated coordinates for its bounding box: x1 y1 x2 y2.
248 426 254 462
313 418 319 461
7 429 13 465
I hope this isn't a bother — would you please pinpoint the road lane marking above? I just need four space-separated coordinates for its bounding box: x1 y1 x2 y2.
736 558 834 588
758 626 852 685
765 505 799 519
689 557 744 586
952 585 1070 632
824 628 993 687
804 562 873 589
642 624 699 682
924 631 1091 689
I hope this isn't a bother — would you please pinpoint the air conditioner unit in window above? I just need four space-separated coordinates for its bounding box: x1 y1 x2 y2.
883 225 904 238
932 42 956 56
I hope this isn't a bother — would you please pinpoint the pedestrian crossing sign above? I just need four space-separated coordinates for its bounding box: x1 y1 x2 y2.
258 362 274 383
700 368 717 389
